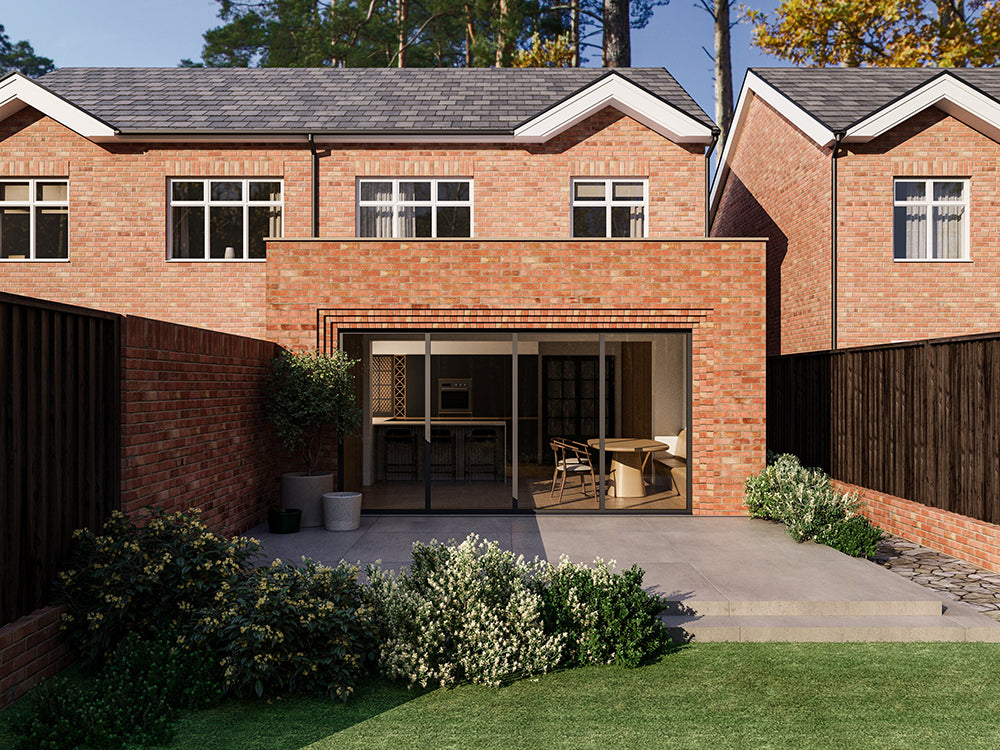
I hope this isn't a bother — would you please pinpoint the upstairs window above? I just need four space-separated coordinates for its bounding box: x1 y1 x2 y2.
893 179 968 260
0 179 68 260
572 179 647 238
358 179 472 238
169 179 282 260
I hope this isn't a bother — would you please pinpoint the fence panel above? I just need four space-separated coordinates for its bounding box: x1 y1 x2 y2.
0 294 120 625
768 332 1000 527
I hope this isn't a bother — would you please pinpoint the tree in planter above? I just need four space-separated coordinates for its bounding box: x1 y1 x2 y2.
265 348 361 475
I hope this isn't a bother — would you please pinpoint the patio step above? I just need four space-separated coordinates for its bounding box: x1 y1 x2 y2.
661 597 943 618
661 606 1000 643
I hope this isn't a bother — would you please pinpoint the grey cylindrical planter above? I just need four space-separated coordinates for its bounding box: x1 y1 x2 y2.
323 491 363 531
281 472 333 527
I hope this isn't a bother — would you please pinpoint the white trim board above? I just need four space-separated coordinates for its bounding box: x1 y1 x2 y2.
0 73 116 139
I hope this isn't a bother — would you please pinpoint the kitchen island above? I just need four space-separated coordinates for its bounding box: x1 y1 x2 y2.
372 419 507 482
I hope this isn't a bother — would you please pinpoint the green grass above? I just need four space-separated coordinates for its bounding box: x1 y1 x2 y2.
5 643 1000 749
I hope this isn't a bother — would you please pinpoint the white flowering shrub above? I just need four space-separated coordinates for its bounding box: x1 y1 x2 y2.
366 535 564 688
744 453 881 556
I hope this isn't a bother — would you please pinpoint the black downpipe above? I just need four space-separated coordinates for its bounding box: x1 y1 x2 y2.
831 132 844 351
705 129 720 235
308 134 319 238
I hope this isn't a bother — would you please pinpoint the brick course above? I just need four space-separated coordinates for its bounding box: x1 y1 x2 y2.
0 605 73 708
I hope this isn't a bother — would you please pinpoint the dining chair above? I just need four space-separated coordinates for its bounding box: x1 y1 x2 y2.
549 439 598 502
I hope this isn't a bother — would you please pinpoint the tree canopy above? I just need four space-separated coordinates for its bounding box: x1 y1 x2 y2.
752 0 1000 67
0 24 55 77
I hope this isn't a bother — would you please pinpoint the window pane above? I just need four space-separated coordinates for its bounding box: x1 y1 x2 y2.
932 205 964 259
1 182 30 202
399 205 432 237
209 206 243 258
611 206 644 238
438 181 469 201
249 182 281 202
0 207 30 258
399 181 431 202
172 181 203 201
893 205 927 259
359 181 392 202
573 206 606 237
249 206 281 259
35 207 68 259
933 182 965 202
612 182 644 201
360 205 392 237
36 182 67 202
574 182 605 201
894 181 926 202
171 206 205 258
436 206 470 237
210 181 243 202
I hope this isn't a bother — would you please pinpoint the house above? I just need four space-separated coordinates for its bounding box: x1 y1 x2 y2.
0 67 766 517
710 68 1000 575
711 67 1000 356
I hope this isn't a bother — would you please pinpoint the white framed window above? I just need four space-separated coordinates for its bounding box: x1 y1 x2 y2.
893 179 969 261
357 178 472 238
169 179 282 260
0 179 68 260
572 178 647 238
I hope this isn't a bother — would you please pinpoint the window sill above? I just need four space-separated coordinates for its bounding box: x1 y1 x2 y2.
0 258 70 262
893 258 972 263
166 258 268 263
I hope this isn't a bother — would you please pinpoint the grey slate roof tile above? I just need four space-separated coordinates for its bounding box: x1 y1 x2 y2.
33 67 713 133
752 67 1000 131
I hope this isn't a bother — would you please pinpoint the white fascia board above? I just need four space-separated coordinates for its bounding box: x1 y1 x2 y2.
514 73 713 144
0 73 116 139
846 73 1000 143
709 78 755 221
740 70 836 148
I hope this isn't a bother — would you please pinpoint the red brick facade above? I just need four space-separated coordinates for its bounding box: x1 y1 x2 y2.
713 96 1000 355
0 605 73 708
267 238 767 514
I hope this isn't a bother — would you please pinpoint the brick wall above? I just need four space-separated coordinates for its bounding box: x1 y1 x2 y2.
266 237 767 514
0 605 73 708
121 316 282 536
712 95 832 356
1 106 706 338
838 480 1000 575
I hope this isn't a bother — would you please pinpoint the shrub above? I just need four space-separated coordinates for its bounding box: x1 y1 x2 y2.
366 535 564 688
536 557 669 668
14 633 222 750
744 453 882 556
192 558 376 700
55 508 260 663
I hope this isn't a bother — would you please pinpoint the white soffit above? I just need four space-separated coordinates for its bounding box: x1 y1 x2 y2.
740 71 836 147
514 72 712 144
845 73 1000 143
0 73 116 139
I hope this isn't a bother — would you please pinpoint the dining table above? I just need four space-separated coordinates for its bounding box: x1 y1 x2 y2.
586 437 669 498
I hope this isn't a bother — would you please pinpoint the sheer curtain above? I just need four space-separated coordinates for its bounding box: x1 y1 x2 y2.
933 206 964 259
360 182 393 237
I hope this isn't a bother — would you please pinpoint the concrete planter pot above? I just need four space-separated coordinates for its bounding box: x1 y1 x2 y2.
280 472 333 528
323 491 363 531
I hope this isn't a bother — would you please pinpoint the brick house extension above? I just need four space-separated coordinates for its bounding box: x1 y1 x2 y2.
0 67 765 517
710 68 1000 570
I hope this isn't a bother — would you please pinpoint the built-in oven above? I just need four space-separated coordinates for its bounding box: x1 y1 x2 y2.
438 378 472 415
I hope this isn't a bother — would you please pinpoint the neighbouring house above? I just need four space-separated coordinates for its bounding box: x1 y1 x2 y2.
0 67 766 519
711 67 1000 575
712 67 1000 356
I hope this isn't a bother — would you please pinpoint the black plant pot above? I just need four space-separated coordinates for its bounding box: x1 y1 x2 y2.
267 508 302 534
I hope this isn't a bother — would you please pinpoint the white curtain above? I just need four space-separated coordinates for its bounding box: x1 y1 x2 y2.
360 182 393 237
933 206 963 259
902 206 927 259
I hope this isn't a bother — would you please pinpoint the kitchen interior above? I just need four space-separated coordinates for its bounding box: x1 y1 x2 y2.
344 331 689 512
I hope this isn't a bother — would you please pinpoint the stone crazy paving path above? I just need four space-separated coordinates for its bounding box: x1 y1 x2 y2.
873 536 1000 622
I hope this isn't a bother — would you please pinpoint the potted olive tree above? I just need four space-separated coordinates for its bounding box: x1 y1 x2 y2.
264 349 361 528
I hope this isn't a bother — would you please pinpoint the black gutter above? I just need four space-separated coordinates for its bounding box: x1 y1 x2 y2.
308 134 319 237
705 129 720 234
831 131 844 350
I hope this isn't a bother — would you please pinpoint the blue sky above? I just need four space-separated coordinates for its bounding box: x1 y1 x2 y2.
4 0 787 118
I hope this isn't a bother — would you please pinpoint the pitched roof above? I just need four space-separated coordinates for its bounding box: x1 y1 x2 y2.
31 67 713 134
751 67 1000 132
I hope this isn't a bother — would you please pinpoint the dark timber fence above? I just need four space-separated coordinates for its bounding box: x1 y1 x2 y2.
1 294 121 625
768 332 1000 526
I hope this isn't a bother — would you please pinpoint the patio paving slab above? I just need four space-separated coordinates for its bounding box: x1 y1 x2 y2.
248 514 1000 642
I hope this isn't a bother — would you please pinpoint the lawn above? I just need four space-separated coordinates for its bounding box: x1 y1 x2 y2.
6 642 998 750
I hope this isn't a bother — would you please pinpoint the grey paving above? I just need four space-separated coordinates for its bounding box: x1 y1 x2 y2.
249 515 1000 642
32 67 713 133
